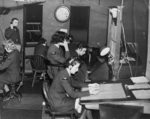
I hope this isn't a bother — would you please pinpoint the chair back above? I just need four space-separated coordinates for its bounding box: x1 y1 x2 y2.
45 59 66 79
43 81 50 103
42 81 75 119
42 81 55 112
30 55 47 71
45 59 66 67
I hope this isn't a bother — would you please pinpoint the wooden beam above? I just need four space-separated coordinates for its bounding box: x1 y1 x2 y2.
146 0 150 80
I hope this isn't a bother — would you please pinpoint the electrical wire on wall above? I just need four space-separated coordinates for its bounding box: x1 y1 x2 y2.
33 24 42 35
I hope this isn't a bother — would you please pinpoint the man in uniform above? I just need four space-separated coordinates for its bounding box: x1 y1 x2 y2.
69 42 90 82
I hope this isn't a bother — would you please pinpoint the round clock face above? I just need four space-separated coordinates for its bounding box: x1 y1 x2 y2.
54 5 70 23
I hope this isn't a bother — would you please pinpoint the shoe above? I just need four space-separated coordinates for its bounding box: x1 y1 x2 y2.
85 79 91 82
40 76 44 80
40 73 44 80
3 91 12 102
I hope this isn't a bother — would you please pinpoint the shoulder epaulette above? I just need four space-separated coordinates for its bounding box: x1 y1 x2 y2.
62 77 68 80
7 56 11 60
51 52 56 55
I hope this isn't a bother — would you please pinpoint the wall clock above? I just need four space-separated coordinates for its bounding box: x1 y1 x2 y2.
54 5 70 23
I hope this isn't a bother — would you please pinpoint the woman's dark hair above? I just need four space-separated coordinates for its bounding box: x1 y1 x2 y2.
54 31 72 42
65 57 81 68
38 38 47 45
10 18 18 24
68 34 73 43
50 34 64 44
77 42 87 49
54 31 69 39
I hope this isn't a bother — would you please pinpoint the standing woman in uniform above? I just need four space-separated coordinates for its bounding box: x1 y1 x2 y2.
5 18 21 52
47 57 100 119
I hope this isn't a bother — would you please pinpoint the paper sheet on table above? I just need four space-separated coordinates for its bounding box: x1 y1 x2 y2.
81 83 127 101
130 76 149 84
127 84 150 90
132 90 150 99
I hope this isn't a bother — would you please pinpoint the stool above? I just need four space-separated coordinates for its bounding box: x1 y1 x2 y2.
2 71 24 108
3 81 22 102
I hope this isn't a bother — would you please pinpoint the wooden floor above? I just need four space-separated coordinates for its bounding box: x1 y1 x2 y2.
0 74 150 119
0 74 43 119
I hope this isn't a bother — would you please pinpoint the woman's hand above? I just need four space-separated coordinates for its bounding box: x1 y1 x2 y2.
10 24 14 29
88 83 100 87
63 40 69 51
89 86 100 95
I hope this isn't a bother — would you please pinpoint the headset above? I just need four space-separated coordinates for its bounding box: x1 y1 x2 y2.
65 57 81 68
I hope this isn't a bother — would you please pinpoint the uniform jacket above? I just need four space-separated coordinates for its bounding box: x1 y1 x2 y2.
0 50 21 89
34 44 48 57
5 27 21 44
46 44 70 64
46 44 70 79
48 69 89 112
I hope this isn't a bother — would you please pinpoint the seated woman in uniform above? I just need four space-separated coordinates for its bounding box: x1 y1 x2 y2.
46 32 70 79
54 31 73 53
0 40 21 97
34 38 48 57
47 57 100 119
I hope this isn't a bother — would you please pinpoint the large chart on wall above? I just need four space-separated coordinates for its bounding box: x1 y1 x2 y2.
69 6 90 43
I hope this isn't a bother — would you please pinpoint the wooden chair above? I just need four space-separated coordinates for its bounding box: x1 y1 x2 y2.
42 80 75 119
30 54 47 87
45 59 65 79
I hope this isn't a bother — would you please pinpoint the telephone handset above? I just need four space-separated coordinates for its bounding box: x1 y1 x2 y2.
10 22 17 30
